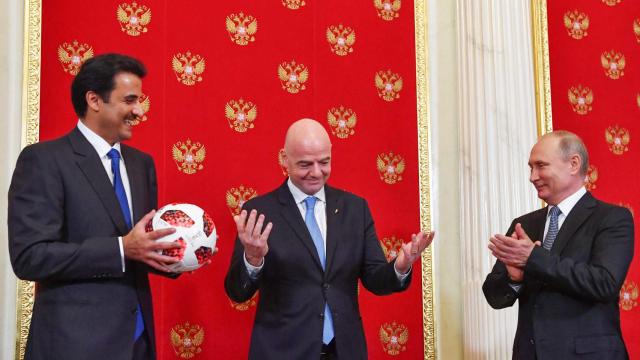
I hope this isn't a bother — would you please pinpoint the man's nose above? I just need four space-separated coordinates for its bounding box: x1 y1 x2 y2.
132 103 143 117
310 163 321 177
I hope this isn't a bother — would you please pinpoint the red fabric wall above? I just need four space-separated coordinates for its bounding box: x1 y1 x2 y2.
546 0 640 356
38 1 425 358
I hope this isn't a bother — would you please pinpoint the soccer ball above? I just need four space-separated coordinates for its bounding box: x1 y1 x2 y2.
145 203 217 272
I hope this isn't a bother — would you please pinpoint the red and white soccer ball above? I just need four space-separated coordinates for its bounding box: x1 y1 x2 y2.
146 203 217 273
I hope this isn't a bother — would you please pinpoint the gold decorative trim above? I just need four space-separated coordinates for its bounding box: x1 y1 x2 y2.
18 1 435 359
531 0 553 135
414 0 435 359
17 0 42 359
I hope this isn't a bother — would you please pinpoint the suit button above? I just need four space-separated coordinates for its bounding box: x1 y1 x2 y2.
322 283 330 290
530 339 535 345
319 313 324 318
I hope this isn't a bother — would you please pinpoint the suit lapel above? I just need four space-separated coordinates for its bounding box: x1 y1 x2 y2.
551 192 596 255
277 183 323 271
528 207 548 243
324 185 341 275
121 145 145 223
68 128 129 234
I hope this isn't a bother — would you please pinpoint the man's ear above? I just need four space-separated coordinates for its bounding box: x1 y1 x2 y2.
570 154 582 175
279 148 289 170
85 91 101 113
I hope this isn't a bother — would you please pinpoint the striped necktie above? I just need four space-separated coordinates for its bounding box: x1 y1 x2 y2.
543 206 562 251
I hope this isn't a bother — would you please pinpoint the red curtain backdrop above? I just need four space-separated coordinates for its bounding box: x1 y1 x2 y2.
546 0 640 356
38 1 425 358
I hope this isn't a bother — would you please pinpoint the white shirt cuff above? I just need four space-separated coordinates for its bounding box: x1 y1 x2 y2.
394 262 411 285
243 252 264 279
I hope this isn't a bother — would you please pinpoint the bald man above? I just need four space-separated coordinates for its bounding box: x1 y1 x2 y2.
483 131 633 359
225 119 433 359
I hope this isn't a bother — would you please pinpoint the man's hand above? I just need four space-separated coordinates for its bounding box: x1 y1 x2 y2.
123 210 182 273
395 231 435 274
235 209 273 267
489 224 540 268
506 264 524 282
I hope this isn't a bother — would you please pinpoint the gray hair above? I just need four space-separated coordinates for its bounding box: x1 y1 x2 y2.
542 130 589 175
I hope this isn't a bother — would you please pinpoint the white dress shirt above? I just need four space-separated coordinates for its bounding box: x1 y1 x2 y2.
77 120 132 271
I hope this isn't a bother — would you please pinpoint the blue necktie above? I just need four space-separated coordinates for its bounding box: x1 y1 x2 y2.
303 196 334 345
107 149 144 341
543 206 562 251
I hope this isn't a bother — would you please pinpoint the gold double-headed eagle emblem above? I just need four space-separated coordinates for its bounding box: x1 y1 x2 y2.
116 2 151 36
568 85 593 115
602 0 622 6
282 0 305 10
379 322 409 355
380 236 404 262
563 11 589 39
278 60 309 94
601 51 625 80
619 280 639 311
172 52 206 86
127 93 150 126
229 292 258 311
634 19 640 43
225 99 257 132
225 185 258 216
57 40 94 75
375 70 403 101
327 106 357 139
374 0 401 21
585 165 598 191
605 126 630 155
377 152 405 184
326 25 356 56
170 322 204 359
226 13 258 45
172 139 206 175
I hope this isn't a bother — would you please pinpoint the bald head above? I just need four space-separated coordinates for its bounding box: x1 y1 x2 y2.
282 118 332 195
284 118 332 155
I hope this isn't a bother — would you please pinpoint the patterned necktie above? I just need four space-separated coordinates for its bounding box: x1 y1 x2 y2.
543 206 562 251
303 196 334 345
107 149 144 341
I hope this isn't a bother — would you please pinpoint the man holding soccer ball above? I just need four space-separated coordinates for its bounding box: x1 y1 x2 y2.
8 54 181 360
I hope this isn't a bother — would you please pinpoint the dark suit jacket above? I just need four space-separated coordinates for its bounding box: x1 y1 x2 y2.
483 192 634 360
224 182 410 359
8 128 159 360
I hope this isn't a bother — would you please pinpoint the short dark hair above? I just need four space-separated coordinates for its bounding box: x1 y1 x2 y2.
71 53 147 117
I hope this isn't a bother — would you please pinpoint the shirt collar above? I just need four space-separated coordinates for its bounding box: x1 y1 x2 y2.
287 178 326 204
77 120 122 158
549 186 587 218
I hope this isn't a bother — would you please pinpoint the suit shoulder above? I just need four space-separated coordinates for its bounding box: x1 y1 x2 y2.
18 135 70 159
242 189 279 210
512 207 547 224
121 143 153 160
327 185 366 204
593 198 633 219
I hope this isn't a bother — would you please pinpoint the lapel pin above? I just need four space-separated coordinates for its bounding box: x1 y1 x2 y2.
334 208 339 214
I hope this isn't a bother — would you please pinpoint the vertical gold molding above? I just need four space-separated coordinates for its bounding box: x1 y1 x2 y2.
17 0 42 359
531 0 553 135
414 0 435 359
17 1 435 359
